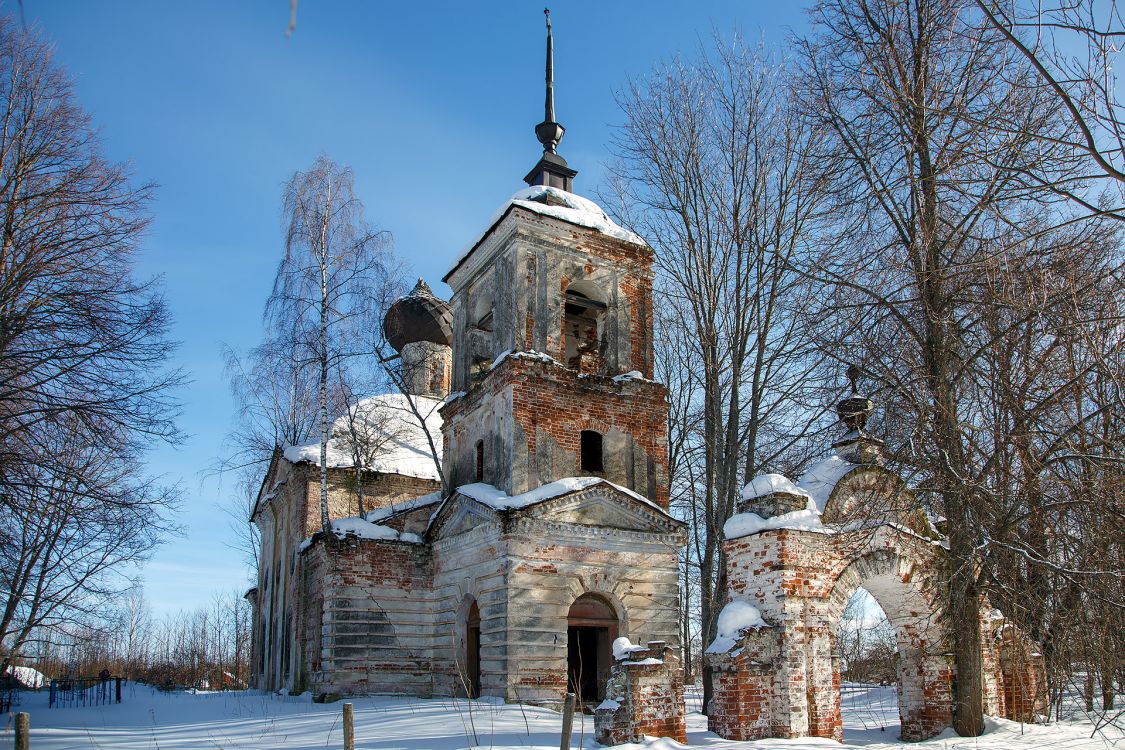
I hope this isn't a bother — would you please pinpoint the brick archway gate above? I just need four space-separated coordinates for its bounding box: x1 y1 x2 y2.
708 514 953 742
706 433 1044 743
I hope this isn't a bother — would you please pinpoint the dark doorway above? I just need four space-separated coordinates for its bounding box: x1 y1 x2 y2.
466 600 481 698
567 594 618 705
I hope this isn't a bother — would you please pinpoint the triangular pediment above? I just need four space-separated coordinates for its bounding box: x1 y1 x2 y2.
823 465 936 538
429 480 685 541
428 495 499 540
511 483 683 535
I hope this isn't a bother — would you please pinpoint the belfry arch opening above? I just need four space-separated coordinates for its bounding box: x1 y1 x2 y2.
563 280 607 374
567 593 618 705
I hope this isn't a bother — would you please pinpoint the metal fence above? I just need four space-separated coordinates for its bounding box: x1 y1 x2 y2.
48 677 122 708
0 688 17 713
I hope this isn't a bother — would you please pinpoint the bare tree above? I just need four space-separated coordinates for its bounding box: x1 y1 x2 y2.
0 17 181 670
798 0 1122 734
0 414 178 674
0 19 182 477
267 156 393 531
975 0 1125 217
217 327 336 568
609 36 832 712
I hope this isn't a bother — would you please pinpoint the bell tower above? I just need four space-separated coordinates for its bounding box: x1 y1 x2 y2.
438 12 669 507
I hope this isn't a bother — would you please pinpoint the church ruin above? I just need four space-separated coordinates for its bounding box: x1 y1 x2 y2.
246 13 1045 746
247 15 686 740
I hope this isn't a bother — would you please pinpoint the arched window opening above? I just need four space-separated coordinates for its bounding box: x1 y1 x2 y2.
475 440 485 483
567 593 619 705
580 430 604 473
465 600 482 698
837 587 898 738
563 282 607 374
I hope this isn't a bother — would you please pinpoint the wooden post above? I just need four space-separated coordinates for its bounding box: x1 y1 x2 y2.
559 692 576 750
342 702 354 750
15 712 29 750
116 676 122 704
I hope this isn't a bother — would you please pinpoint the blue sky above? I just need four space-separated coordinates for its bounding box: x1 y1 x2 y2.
23 1 809 615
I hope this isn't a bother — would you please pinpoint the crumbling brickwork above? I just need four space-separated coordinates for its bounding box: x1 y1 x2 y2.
595 641 687 745
710 504 954 742
983 614 1048 723
250 184 686 741
250 455 438 693
708 627 782 740
441 355 669 507
298 533 434 697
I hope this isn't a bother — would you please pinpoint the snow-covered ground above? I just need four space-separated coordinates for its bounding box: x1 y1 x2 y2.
7 682 1120 750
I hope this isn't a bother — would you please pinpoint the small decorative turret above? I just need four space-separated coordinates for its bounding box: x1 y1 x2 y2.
523 9 578 192
832 364 884 465
836 364 874 433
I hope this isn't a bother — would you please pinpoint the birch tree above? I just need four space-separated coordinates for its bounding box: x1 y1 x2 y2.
267 157 392 531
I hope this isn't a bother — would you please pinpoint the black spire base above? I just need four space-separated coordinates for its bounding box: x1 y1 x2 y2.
524 150 577 192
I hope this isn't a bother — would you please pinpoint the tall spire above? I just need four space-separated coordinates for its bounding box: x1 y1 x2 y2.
545 11 555 123
525 8 577 191
539 9 560 152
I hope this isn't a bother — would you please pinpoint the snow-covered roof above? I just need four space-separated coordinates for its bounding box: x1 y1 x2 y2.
723 454 859 541
705 600 770 655
363 492 443 524
454 476 666 514
794 453 857 513
723 504 829 540
5 664 46 689
446 186 645 278
742 473 812 502
282 393 442 481
298 515 423 553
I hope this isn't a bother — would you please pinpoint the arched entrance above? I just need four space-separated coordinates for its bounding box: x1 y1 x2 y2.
465 600 481 698
562 279 608 373
824 551 952 742
837 587 899 738
706 525 954 743
567 593 618 704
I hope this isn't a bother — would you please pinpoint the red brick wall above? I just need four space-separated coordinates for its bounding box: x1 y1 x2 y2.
595 642 687 745
442 355 669 507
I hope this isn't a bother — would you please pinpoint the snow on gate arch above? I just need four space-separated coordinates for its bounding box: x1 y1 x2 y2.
705 390 1045 743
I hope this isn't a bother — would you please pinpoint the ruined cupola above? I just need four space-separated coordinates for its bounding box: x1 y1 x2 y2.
382 279 453 398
